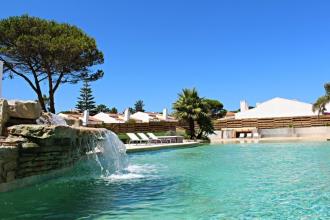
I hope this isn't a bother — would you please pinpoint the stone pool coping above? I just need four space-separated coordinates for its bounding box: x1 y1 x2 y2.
211 136 330 144
125 141 203 153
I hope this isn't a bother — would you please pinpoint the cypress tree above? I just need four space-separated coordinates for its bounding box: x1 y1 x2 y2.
76 80 96 113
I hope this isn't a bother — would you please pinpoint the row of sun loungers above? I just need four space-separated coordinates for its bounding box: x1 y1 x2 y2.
127 133 179 144
239 132 259 139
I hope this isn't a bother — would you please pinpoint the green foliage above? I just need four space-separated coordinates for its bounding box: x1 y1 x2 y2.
204 99 227 119
196 113 214 139
95 105 118 114
0 15 104 113
126 119 137 124
173 88 214 139
134 100 145 112
95 104 110 113
109 107 118 114
117 133 129 143
313 83 330 114
42 95 50 111
76 80 96 114
128 107 135 114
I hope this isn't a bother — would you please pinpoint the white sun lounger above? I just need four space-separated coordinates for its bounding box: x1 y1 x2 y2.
239 133 245 138
147 133 171 143
127 133 143 144
246 133 252 138
137 133 155 144
138 133 161 143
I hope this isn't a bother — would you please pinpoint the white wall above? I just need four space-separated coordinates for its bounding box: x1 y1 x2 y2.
131 112 150 122
94 112 122 123
258 127 330 138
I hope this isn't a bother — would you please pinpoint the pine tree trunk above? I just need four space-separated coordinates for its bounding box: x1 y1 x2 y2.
36 90 47 112
49 90 55 113
47 69 56 113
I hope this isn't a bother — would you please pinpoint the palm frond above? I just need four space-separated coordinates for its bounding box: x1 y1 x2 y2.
312 95 330 114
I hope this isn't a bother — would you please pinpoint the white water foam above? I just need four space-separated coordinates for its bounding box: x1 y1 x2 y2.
102 164 158 182
92 130 129 175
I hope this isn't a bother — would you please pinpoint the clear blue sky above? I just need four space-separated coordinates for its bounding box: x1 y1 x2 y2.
2 0 329 112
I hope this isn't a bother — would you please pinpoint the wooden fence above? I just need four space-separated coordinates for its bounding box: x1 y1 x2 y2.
213 115 330 130
87 115 330 134
88 121 177 134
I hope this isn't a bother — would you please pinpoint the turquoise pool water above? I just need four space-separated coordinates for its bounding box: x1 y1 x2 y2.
2 142 330 219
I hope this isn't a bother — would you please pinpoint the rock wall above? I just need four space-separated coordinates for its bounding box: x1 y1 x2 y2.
0 99 42 135
0 125 107 192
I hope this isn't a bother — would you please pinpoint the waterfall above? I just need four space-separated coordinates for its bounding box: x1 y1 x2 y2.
36 112 128 176
37 112 128 176
91 132 155 181
92 130 129 176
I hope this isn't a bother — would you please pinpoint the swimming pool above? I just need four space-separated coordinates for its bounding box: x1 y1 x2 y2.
2 142 330 219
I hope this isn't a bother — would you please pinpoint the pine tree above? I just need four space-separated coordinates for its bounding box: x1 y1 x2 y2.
134 100 145 112
76 81 96 113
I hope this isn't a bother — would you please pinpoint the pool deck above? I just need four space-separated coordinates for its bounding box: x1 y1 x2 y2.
211 136 330 144
125 141 202 153
125 136 330 153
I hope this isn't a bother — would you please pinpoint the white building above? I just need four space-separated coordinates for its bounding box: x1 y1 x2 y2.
131 109 177 123
235 97 319 119
58 112 103 125
93 112 125 123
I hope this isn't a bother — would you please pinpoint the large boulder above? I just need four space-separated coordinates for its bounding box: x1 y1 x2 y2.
8 100 42 120
0 99 9 135
7 125 75 139
7 124 107 150
7 124 107 140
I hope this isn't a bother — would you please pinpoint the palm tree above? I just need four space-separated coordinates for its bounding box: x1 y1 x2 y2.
173 88 209 139
313 83 330 115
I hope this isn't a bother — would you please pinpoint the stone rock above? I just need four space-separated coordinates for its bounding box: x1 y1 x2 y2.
63 118 82 127
3 135 27 144
0 99 9 136
6 171 15 182
8 125 63 139
21 142 40 149
0 146 18 159
8 100 42 120
7 124 106 140
3 161 17 171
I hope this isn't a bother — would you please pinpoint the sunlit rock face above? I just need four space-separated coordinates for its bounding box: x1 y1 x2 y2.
1 99 42 133
0 99 9 136
7 100 42 120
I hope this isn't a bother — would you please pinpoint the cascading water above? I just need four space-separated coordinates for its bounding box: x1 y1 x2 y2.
93 130 129 176
37 112 131 177
90 130 155 181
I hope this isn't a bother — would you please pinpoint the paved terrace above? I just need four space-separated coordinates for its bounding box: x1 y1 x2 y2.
125 140 202 153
